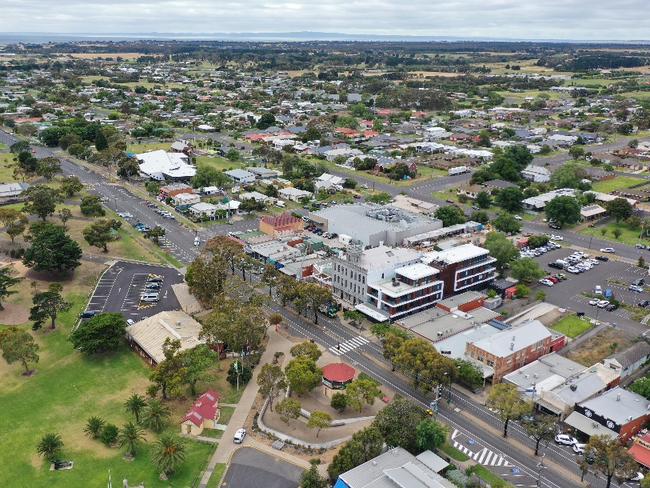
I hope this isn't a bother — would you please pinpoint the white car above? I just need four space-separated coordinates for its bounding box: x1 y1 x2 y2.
233 428 247 444
538 279 554 287
597 300 610 308
600 248 616 253
589 298 599 306
550 235 564 241
555 434 577 446
126 318 135 326
594 285 603 295
573 443 586 454
630 284 644 293
630 472 645 482
514 215 522 221
194 237 201 247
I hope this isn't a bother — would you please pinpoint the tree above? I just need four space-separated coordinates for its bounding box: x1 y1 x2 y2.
57 208 72 230
100 423 119 446
550 163 587 189
180 345 216 396
191 165 230 189
276 397 301 424
331 392 348 412
486 383 532 437
256 112 277 130
60 176 83 198
416 418 447 451
146 225 165 244
37 433 64 463
495 187 524 212
308 411 331 438
142 399 171 433
328 427 384 481
366 192 392 204
492 213 521 234
84 416 105 439
0 208 28 243
470 210 489 224
23 223 82 274
455 359 484 390
201 296 267 354
186 254 229 306
510 258 545 283
257 363 287 411
80 195 105 217
373 397 426 453
285 356 322 395
83 219 120 252
523 415 557 456
261 264 280 297
0 327 39 375
484 232 518 274
294 282 332 325
476 191 492 209
569 145 586 160
36 157 61 180
29 283 70 331
69 312 126 353
0 266 20 310
124 393 147 423
227 359 252 387
434 205 466 227
606 197 634 223
545 196 581 228
290 341 322 361
300 464 328 488
585 435 638 488
345 377 382 412
613 228 622 240
118 422 146 458
23 185 60 221
95 130 108 151
152 434 186 477
527 235 549 249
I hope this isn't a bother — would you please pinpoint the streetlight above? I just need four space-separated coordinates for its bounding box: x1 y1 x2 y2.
536 453 547 488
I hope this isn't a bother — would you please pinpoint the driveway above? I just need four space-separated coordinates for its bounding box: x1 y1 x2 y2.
222 448 303 488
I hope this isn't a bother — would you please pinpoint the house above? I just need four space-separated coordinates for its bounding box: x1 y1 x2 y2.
522 165 551 183
171 139 193 155
629 433 650 470
172 192 200 207
259 213 304 237
225 169 256 184
240 191 271 203
580 204 607 221
189 202 220 221
136 150 196 181
314 173 345 192
0 182 30 203
334 447 453 488
247 167 280 179
126 311 205 366
159 183 195 200
522 188 577 211
566 387 650 442
603 342 650 379
181 390 221 436
278 187 312 202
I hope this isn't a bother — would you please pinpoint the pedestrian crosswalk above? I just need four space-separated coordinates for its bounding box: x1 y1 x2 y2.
329 336 369 355
451 430 511 467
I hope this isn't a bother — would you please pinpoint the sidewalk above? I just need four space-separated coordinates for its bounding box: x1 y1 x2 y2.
198 328 295 488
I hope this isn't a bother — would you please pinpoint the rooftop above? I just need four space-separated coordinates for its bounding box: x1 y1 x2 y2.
422 244 490 266
471 320 551 358
502 353 585 394
579 387 650 425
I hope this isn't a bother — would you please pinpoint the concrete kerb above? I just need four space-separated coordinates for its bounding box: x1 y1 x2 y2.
72 261 112 332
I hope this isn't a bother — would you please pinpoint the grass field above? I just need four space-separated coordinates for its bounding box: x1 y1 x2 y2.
206 464 227 488
126 142 171 154
467 466 514 488
581 221 649 247
438 442 469 462
591 176 646 193
195 156 245 172
0 152 17 182
551 315 593 339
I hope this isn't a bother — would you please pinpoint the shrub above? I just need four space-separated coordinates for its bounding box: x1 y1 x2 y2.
331 392 347 412
100 423 119 446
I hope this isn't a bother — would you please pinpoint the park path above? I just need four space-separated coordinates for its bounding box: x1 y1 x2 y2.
199 328 295 487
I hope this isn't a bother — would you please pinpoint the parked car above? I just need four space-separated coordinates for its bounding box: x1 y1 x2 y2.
538 278 554 287
80 310 98 319
595 255 609 262
555 434 577 446
140 293 159 303
639 300 650 308
630 472 645 482
606 303 619 312
589 298 599 306
233 428 247 444
594 285 602 295
600 247 616 253
629 284 645 293
126 319 135 326
597 300 610 308
636 244 647 250
573 443 586 454
633 278 646 287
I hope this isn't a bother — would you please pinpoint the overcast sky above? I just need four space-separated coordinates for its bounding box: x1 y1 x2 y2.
1 0 649 41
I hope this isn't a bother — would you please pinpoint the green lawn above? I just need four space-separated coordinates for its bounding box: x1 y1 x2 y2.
552 315 593 339
195 156 245 172
438 442 469 462
126 142 171 154
591 176 645 194
206 464 227 488
581 221 649 247
467 465 514 488
218 406 235 425
0 152 17 182
0 288 213 487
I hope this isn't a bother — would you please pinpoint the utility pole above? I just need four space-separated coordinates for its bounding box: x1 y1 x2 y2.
536 454 547 488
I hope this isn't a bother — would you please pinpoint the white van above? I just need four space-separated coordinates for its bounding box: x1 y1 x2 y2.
140 293 159 303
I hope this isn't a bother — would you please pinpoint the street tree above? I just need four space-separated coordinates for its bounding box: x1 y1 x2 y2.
80 195 105 217
372 397 426 454
69 312 127 353
276 397 301 424
205 236 244 275
523 415 557 456
345 377 382 412
328 427 384 481
200 296 267 354
307 411 332 438
434 205 466 227
300 464 328 488
486 383 532 437
257 363 287 411
124 393 147 423
37 433 64 463
495 187 524 212
36 157 61 180
0 266 21 310
60 176 83 197
606 197 634 223
118 422 146 458
0 327 39 375
23 223 82 274
285 356 322 396
455 359 484 391
545 196 581 228
152 434 186 477
29 283 70 331
416 418 447 452
261 264 280 297
484 231 519 274
23 185 61 221
146 225 165 244
584 435 638 488
510 258 545 283
185 254 229 306
492 213 521 234
476 191 492 209
290 341 322 361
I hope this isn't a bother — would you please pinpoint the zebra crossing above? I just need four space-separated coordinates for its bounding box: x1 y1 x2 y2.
451 430 511 467
329 336 370 355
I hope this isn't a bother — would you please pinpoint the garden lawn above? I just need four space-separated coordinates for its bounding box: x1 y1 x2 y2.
195 156 245 172
127 142 171 153
581 221 648 247
438 442 469 462
0 288 213 487
591 176 645 194
551 315 592 339
467 466 514 488
0 152 17 182
206 464 227 488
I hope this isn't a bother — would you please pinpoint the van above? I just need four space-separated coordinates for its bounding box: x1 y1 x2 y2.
594 285 602 295
140 293 159 303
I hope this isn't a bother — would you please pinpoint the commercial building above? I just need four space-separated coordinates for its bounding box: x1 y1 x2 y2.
136 150 196 181
259 212 304 237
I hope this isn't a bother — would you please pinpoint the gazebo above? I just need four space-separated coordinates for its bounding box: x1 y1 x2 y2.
322 363 356 390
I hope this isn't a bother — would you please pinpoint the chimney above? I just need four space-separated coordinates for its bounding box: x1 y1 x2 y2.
510 342 514 351
617 393 621 402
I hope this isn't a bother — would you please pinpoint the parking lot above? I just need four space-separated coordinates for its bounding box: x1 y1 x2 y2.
222 448 303 488
83 261 183 322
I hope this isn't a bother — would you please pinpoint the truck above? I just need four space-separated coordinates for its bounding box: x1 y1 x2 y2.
448 166 469 176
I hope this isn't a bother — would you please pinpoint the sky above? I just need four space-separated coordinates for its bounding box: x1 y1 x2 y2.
1 0 649 41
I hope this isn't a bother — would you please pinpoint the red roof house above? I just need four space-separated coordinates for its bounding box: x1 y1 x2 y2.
180 390 221 436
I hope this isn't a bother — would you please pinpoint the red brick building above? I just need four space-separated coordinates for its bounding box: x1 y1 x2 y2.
259 212 304 237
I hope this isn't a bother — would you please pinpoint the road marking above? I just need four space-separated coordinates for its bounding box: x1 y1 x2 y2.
329 335 369 355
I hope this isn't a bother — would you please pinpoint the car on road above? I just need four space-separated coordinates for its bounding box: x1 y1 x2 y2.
589 298 599 306
194 236 200 246
595 255 609 262
600 247 616 253
572 443 586 454
550 235 564 241
629 284 645 293
597 300 610 308
555 434 578 446
605 303 619 312
126 319 135 326
233 428 247 444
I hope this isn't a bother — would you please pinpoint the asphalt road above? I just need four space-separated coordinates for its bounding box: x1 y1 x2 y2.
222 447 303 488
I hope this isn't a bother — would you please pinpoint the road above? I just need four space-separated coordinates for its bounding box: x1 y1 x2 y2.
0 129 634 488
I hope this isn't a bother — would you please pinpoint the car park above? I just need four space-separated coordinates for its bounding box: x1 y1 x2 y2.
605 303 619 312
633 278 646 287
589 298 599 306
233 428 247 444
629 284 645 293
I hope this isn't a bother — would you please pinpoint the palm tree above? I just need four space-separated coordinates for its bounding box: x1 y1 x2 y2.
117 422 146 458
124 393 147 423
37 433 64 462
152 434 186 477
142 399 171 433
84 416 105 439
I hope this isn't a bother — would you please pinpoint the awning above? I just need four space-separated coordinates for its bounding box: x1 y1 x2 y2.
630 443 650 469
355 303 389 322
564 411 618 440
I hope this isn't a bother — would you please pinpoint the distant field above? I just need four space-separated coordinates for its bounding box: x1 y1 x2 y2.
591 176 646 193
62 52 151 60
126 142 170 153
620 91 650 101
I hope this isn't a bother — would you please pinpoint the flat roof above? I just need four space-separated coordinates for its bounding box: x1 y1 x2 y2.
503 353 585 392
579 387 650 425
423 244 489 266
434 323 501 359
564 411 618 440
406 307 500 343
472 320 551 358
395 262 439 281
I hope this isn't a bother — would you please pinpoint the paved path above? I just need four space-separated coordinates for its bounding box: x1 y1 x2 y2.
198 328 295 488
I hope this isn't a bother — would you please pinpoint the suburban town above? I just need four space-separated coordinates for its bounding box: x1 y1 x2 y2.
4 10 650 488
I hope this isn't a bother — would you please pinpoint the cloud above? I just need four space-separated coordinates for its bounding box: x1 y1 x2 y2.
1 0 649 40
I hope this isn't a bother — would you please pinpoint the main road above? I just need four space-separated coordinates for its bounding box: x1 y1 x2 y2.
0 130 634 488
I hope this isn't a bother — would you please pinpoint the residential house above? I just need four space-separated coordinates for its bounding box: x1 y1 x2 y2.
172 192 200 207
159 183 194 200
181 390 221 436
189 202 219 221
225 169 256 184
522 165 551 183
278 187 312 202
603 342 650 379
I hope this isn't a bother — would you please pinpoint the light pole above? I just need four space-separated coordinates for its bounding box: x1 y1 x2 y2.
536 453 547 488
